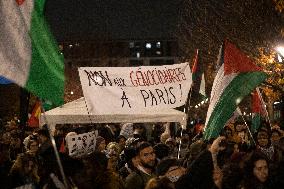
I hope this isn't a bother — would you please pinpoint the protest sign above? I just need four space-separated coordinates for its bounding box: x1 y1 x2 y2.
66 131 98 158
79 62 192 114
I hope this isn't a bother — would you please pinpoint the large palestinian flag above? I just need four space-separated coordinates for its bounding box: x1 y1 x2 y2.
0 0 64 106
204 40 267 139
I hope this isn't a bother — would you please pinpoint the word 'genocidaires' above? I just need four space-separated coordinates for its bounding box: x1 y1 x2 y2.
130 67 186 87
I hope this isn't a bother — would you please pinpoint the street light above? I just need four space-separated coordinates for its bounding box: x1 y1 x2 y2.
275 46 284 63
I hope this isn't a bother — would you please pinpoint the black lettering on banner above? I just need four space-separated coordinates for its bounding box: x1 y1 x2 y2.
164 87 170 104
121 88 131 108
155 89 166 104
141 86 179 108
149 90 158 106
84 70 113 86
168 87 176 104
140 90 149 107
114 78 126 87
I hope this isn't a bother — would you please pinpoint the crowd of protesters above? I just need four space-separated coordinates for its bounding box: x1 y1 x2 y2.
0 116 284 189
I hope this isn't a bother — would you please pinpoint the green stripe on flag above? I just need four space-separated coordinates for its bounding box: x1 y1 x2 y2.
252 113 261 134
25 0 64 106
204 72 267 139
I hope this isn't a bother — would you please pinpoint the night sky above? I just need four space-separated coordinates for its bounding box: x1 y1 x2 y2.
45 0 182 42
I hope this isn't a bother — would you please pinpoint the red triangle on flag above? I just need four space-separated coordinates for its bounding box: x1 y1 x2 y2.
224 40 262 75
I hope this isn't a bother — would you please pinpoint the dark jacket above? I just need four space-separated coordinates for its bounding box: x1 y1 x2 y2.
125 169 154 189
176 149 216 189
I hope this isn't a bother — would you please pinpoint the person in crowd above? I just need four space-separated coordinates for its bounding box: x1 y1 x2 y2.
9 153 40 188
99 124 115 145
220 163 243 189
37 128 57 187
96 136 106 152
160 132 171 144
125 142 156 189
106 142 120 171
156 158 186 184
0 143 13 189
118 146 140 181
165 138 178 158
26 138 40 156
74 151 124 189
120 123 134 139
133 123 147 141
232 121 249 145
183 140 205 168
222 126 234 142
271 128 282 146
255 128 281 162
177 131 190 159
153 143 170 161
176 136 226 189
9 131 22 161
117 134 127 153
240 152 272 189
145 176 175 189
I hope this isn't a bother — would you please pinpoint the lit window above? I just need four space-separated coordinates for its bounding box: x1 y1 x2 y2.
129 42 135 48
156 51 161 55
156 42 161 48
69 44 73 48
136 52 140 58
146 43 152 49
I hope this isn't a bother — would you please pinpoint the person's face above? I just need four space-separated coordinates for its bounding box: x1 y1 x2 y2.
233 144 239 153
2 132 11 145
235 124 243 132
98 140 106 151
118 137 126 148
257 133 269 147
29 141 39 154
271 132 280 143
139 146 156 169
253 159 268 183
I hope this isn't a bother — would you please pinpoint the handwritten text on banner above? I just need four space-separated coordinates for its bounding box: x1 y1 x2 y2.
78 63 192 114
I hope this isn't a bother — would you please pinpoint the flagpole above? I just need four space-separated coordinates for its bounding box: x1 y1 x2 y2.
177 62 193 159
238 109 256 146
40 102 69 188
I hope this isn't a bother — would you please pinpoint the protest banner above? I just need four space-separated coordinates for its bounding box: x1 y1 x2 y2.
78 62 192 114
66 131 98 158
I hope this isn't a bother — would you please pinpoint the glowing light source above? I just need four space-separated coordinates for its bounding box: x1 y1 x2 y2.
146 43 151 49
276 46 284 57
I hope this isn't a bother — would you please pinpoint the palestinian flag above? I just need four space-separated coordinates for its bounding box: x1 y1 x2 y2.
28 101 41 127
251 88 269 133
204 40 267 140
192 49 206 97
0 0 64 106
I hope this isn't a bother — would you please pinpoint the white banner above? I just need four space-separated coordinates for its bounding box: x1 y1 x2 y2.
78 62 192 114
66 131 98 158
